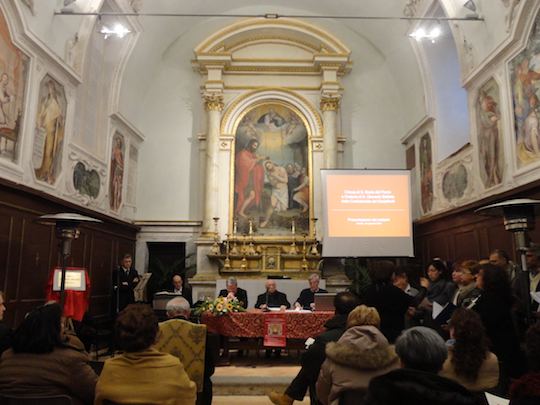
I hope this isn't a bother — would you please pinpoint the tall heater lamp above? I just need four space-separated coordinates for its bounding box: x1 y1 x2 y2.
476 198 540 327
36 213 102 310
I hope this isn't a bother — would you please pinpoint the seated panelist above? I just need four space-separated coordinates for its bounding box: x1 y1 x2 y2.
218 277 248 308
168 274 193 306
294 273 327 310
255 280 291 310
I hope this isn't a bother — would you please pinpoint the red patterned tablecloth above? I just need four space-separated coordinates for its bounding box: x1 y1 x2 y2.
202 310 334 339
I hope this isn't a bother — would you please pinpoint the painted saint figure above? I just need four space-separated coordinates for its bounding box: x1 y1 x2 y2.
109 135 124 211
478 93 502 187
0 73 12 126
34 80 64 184
234 138 266 218
260 160 288 228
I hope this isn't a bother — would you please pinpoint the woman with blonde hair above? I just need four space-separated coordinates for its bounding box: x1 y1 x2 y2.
316 305 399 405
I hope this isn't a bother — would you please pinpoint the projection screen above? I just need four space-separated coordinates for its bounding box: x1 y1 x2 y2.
321 169 414 257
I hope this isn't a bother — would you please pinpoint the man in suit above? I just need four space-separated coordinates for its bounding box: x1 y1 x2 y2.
218 277 248 308
112 254 139 314
168 274 193 306
255 279 290 310
294 273 327 310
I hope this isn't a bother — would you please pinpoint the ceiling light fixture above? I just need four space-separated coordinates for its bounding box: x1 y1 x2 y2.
409 26 442 43
100 23 131 39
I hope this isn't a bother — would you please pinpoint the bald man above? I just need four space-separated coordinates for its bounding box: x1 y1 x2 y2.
255 280 290 310
167 274 193 306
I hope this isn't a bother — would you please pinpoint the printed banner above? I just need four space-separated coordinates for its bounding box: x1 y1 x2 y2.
263 312 287 347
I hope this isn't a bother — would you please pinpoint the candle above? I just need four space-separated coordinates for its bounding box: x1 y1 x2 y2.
291 219 296 234
233 219 237 235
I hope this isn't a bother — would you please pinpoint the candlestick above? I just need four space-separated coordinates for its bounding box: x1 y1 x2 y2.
248 218 254 236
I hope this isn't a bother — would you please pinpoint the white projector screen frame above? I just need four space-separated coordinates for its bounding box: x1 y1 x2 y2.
321 169 414 257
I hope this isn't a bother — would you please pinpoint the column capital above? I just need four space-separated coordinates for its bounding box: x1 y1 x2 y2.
204 93 224 112
320 95 340 112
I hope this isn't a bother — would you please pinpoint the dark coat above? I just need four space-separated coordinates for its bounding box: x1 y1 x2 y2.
363 283 412 343
295 288 328 309
218 288 248 308
427 278 456 306
112 266 139 313
510 372 540 405
0 321 12 354
255 290 290 309
472 292 526 378
364 368 478 405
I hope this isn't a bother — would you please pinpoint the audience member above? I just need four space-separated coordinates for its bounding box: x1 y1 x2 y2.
489 249 517 283
0 290 12 354
510 322 540 405
95 304 196 405
218 277 248 308
112 253 139 314
363 261 413 342
420 259 456 307
393 267 420 298
294 273 327 310
0 302 97 405
450 260 481 307
163 297 219 405
169 274 193 306
268 292 360 405
470 263 526 384
316 305 399 405
364 327 477 405
255 279 290 310
440 308 499 391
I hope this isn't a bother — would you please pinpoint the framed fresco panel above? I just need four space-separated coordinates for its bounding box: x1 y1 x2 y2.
109 132 125 211
509 10 540 169
476 78 503 188
32 75 67 185
232 101 311 237
0 9 29 162
419 133 433 214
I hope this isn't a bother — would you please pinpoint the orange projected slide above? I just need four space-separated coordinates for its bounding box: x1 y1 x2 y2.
326 174 411 237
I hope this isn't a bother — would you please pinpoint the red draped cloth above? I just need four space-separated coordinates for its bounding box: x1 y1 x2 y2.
46 267 91 321
202 310 334 339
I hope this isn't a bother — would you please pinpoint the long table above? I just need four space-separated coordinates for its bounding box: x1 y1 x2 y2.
202 310 334 339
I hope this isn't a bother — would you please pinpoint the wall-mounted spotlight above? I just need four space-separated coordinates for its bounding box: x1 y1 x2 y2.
100 23 131 39
409 26 442 43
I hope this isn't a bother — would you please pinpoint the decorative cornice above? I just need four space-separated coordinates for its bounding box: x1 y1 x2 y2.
320 96 340 111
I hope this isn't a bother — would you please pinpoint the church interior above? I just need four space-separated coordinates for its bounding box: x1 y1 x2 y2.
1 0 540 404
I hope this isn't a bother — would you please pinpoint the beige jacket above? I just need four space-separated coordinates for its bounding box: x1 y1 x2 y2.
440 350 499 391
316 325 400 405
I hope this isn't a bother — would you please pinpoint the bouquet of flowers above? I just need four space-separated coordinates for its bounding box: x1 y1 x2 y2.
194 296 245 316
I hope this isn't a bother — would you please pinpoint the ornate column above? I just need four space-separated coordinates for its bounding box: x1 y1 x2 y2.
202 93 224 235
320 95 340 169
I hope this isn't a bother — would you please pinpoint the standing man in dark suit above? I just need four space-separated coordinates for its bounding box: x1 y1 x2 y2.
294 273 327 310
113 254 139 315
168 274 193 306
218 277 248 308
255 280 290 310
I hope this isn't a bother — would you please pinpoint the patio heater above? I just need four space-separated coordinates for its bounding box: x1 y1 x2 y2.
36 213 102 310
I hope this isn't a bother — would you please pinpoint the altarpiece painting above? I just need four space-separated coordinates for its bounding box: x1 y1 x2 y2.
233 102 310 237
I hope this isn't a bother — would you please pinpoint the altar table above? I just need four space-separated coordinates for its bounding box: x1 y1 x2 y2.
202 310 334 339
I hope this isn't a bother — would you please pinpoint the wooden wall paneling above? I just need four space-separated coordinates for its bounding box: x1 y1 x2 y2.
0 179 138 328
427 234 450 261
88 231 115 317
453 229 480 262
